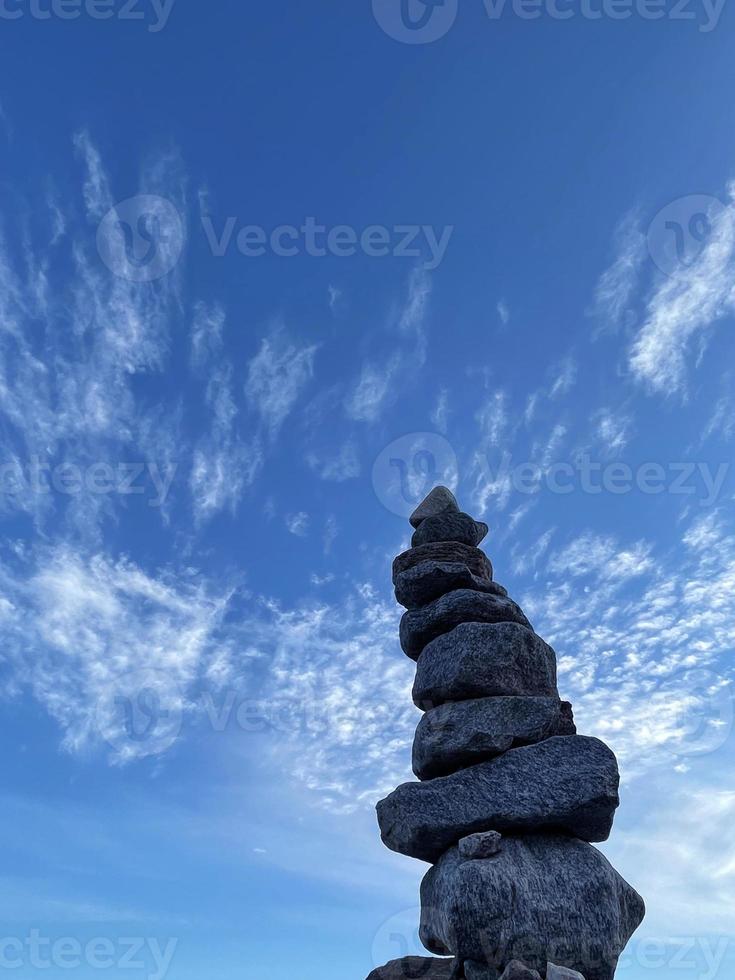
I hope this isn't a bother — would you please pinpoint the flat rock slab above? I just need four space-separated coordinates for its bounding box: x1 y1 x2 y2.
393 543 493 583
410 486 459 528
420 835 643 980
395 561 506 611
377 736 620 862
412 512 489 549
401 591 531 660
367 956 455 979
413 696 576 779
413 623 559 709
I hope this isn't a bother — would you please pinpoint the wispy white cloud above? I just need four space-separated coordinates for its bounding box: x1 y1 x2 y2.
430 389 450 434
593 406 634 455
629 186 735 395
307 440 361 482
345 269 431 424
496 299 510 326
592 208 645 331
285 512 310 537
245 329 317 438
0 545 237 764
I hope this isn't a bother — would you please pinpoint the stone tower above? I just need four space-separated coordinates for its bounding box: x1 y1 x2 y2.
369 487 644 980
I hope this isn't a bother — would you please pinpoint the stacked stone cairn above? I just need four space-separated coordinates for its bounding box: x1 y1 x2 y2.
368 488 645 980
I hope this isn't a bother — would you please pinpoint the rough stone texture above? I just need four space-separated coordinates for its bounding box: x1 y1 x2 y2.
366 956 456 979
401 591 531 661
458 830 502 860
501 963 543 980
420 835 644 980
395 561 506 611
412 512 489 549
377 736 620 862
393 543 493 583
413 623 559 709
410 487 459 529
413 697 576 779
546 966 586 980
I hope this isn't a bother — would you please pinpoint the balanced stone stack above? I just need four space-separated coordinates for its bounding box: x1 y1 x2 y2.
369 488 644 980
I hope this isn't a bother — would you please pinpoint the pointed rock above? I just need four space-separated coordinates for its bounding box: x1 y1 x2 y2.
410 486 459 529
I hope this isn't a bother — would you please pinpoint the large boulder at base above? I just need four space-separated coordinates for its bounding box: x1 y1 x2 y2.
394 543 493 583
547 966 587 980
401 591 531 661
376 736 620 863
410 486 459 529
367 956 455 979
412 512 489 549
413 623 559 709
413 696 576 780
395 561 506 610
420 835 644 980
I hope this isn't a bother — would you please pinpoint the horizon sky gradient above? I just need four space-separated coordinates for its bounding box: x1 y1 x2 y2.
0 3 734 979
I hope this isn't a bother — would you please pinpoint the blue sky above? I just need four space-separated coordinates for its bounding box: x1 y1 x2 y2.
0 2 734 978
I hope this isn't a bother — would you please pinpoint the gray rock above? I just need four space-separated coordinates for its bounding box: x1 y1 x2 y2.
458 830 502 860
412 512 489 549
464 964 500 980
366 956 456 979
401 591 531 661
394 543 493 583
376 736 620 862
410 486 459 529
500 963 543 980
395 561 506 610
546 966 586 980
420 836 643 980
413 623 559 709
413 697 576 779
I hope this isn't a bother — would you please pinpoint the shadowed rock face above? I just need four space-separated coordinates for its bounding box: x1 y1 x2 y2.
366 956 455 979
413 696 576 780
412 512 489 549
395 561 506 610
377 736 620 863
400 591 532 661
420 836 645 980
369 488 645 980
413 622 559 709
393 542 493 583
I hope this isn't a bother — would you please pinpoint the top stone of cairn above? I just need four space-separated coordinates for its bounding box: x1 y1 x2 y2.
410 486 460 529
